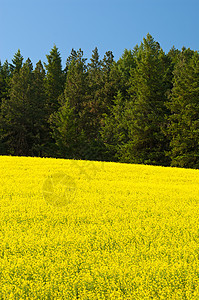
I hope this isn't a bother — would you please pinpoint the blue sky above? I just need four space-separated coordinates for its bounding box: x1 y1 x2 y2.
1 0 199 67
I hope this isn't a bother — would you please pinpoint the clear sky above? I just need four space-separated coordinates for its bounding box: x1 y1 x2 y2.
1 0 199 67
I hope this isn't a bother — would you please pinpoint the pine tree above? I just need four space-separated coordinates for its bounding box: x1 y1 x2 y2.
31 60 49 156
50 95 77 158
65 48 78 72
100 51 116 113
0 61 11 154
124 34 170 165
50 49 90 159
42 45 65 156
87 48 103 142
64 49 87 113
115 49 136 95
0 61 3 105
1 59 33 155
87 49 122 160
100 91 129 161
44 45 65 116
0 60 11 106
1 59 49 156
100 49 136 161
10 49 23 74
166 49 199 168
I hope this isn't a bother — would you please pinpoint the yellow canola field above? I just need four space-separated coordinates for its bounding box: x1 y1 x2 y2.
0 155 199 299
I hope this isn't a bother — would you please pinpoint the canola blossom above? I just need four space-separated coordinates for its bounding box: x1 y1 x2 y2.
0 155 199 299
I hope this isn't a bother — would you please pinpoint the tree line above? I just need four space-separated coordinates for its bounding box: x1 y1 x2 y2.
0 34 199 168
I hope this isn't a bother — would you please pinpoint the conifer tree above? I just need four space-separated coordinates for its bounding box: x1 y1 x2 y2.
0 61 10 154
115 49 136 95
50 95 76 158
1 59 33 155
10 49 23 74
124 34 170 165
166 49 199 168
0 60 11 106
50 49 90 159
31 60 49 156
1 59 48 156
44 45 64 116
0 61 3 105
65 48 78 72
100 49 136 161
43 46 65 156
87 47 103 140
100 51 116 112
2 37 199 165
100 91 129 161
64 49 87 113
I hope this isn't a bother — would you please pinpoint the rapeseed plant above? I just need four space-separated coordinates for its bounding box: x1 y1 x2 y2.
0 155 199 299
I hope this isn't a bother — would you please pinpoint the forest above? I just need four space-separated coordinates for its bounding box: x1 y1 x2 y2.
0 34 199 168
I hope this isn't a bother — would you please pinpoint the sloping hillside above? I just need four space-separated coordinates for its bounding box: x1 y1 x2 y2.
0 156 199 299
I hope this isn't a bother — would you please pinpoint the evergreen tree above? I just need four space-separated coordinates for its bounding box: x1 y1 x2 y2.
124 34 170 165
100 51 117 113
44 45 65 115
87 49 122 160
0 60 11 106
87 48 104 148
165 46 182 96
65 48 78 72
84 47 115 160
43 45 65 156
100 91 129 161
31 60 49 156
115 49 136 95
167 46 181 66
0 61 3 104
100 48 136 161
166 49 199 168
1 59 33 155
1 38 199 166
50 95 77 158
64 49 87 112
0 61 11 154
50 49 90 159
1 59 48 156
10 49 23 75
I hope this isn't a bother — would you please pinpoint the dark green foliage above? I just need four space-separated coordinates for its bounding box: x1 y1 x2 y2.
123 34 171 165
100 91 129 161
31 61 49 156
44 45 65 115
0 60 11 154
115 49 136 95
0 60 11 105
50 49 90 159
166 49 199 168
0 59 48 156
100 51 117 112
87 49 122 161
51 48 115 161
9 49 23 75
43 45 66 156
86 48 105 155
50 95 76 158
0 36 198 168
1 59 34 155
100 49 136 161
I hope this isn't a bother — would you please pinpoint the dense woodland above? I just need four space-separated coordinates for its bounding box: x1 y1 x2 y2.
0 34 199 168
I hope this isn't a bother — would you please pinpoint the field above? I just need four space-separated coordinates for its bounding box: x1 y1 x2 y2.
0 155 199 299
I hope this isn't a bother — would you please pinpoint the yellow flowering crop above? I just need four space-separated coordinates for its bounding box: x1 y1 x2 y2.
0 155 199 299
